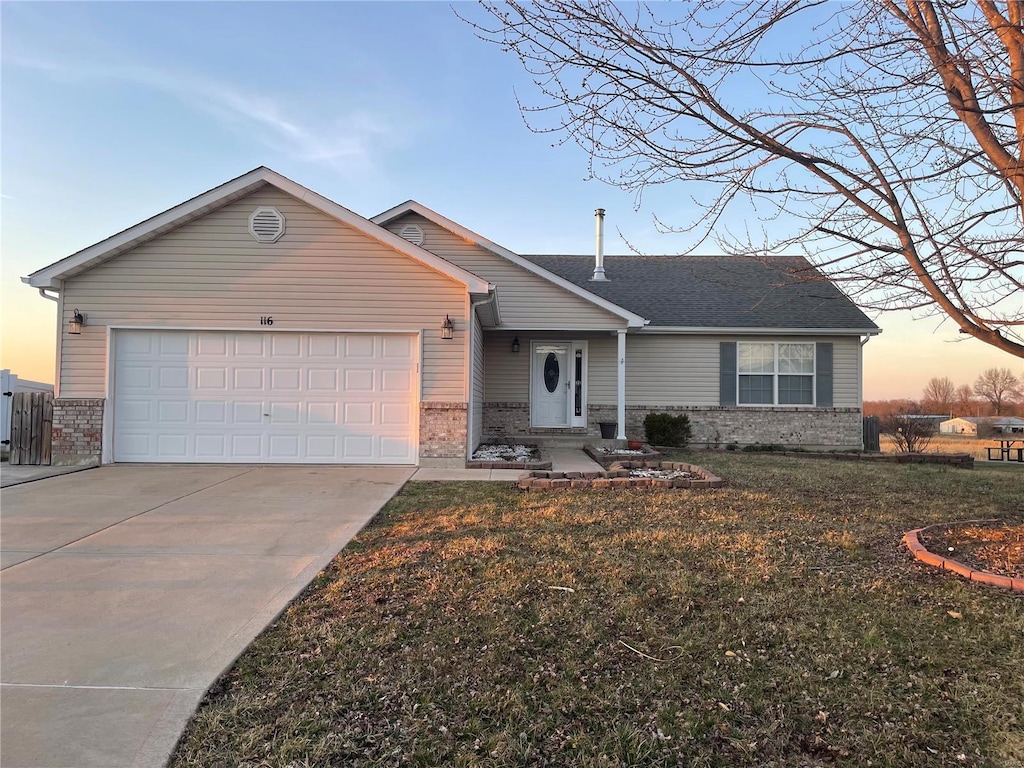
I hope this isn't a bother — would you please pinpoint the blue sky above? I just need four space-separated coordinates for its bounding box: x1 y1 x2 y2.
2 1 1019 398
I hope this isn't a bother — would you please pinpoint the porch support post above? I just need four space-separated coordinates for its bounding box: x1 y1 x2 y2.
616 330 626 440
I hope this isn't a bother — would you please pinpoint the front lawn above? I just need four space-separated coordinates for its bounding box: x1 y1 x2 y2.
172 454 1023 768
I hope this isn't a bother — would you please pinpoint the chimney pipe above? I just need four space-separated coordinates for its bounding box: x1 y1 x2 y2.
592 207 607 281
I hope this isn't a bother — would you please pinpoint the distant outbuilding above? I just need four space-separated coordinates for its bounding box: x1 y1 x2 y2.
940 416 1024 436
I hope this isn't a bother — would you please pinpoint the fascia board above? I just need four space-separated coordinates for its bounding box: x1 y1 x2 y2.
637 326 882 336
25 167 492 296
372 201 648 328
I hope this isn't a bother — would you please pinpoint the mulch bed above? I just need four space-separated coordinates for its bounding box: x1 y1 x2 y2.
919 520 1024 579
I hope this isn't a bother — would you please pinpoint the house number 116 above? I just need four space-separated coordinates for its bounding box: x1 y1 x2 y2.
260 316 274 325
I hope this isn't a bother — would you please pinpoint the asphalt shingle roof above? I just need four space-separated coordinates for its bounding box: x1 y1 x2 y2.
522 254 879 330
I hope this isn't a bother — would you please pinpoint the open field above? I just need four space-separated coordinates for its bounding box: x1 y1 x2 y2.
880 434 1002 460
171 454 1023 768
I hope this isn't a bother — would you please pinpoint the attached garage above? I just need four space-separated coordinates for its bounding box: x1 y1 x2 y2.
112 330 418 464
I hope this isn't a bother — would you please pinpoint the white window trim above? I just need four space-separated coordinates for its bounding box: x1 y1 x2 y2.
737 341 816 407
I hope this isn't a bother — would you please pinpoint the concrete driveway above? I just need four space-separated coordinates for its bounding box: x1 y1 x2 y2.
0 464 412 768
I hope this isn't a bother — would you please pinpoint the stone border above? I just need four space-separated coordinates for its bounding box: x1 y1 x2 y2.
467 443 552 470
517 460 723 491
583 443 662 468
903 520 1023 592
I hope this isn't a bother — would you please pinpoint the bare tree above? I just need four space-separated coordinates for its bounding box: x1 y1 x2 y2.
973 367 1023 414
881 408 936 453
470 0 1024 357
955 383 978 416
921 376 956 415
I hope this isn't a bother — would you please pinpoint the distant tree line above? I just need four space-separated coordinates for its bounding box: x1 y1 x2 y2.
866 367 1024 420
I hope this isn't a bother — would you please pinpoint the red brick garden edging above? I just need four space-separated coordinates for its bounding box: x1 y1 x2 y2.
517 460 723 491
903 521 1024 592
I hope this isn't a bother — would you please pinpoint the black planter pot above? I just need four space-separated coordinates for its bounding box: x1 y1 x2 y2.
599 422 617 439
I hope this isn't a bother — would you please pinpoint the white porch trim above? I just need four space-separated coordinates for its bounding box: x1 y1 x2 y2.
616 330 626 440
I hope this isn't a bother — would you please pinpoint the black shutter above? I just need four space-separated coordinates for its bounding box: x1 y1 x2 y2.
816 342 833 407
720 342 737 406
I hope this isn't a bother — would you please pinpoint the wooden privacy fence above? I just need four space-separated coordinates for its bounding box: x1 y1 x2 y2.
863 415 880 452
7 392 53 465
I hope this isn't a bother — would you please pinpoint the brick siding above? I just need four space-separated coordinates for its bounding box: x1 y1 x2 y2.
51 398 104 465
419 401 468 458
483 402 863 448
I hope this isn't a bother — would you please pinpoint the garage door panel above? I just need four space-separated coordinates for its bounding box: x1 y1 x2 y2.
231 434 263 458
271 335 301 357
382 335 413 359
382 369 412 393
158 334 189 356
157 434 188 458
158 401 189 423
195 401 227 424
196 334 228 356
196 368 228 391
308 369 338 391
158 367 189 389
234 335 264 356
114 331 417 464
306 435 339 459
233 368 264 390
344 369 374 391
270 368 301 390
344 336 375 358
195 434 226 458
380 402 413 427
308 335 340 357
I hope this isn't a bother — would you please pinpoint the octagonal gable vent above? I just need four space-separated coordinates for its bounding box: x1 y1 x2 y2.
398 223 425 246
249 207 286 243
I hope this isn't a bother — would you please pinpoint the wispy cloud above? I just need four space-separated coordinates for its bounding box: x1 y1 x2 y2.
8 53 412 174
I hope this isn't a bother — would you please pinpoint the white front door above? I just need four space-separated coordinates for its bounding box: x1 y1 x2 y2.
531 341 587 428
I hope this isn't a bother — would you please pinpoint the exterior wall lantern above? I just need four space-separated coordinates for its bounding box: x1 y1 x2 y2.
511 336 520 353
441 315 454 340
68 309 86 335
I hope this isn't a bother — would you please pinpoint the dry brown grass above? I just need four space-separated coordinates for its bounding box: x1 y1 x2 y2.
880 433 994 459
171 454 1024 768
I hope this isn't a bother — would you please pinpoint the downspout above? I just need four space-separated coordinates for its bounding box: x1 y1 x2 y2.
39 287 62 398
466 290 498 460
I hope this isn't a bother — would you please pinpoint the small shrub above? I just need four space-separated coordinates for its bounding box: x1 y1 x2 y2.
741 443 784 452
643 412 692 448
881 409 936 453
726 443 739 451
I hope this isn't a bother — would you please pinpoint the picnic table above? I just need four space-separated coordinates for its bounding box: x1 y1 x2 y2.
986 439 1024 462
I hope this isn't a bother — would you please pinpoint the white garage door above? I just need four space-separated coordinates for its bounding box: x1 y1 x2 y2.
113 330 417 464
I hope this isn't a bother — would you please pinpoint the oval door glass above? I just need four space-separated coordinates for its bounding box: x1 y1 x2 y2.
543 353 560 393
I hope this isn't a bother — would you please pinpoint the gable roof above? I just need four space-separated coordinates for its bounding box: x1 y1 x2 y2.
24 167 493 295
523 254 881 334
372 201 647 328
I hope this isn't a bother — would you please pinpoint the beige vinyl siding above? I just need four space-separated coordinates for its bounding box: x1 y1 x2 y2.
484 332 861 408
470 310 484 449
623 335 861 407
384 213 624 330
59 187 467 401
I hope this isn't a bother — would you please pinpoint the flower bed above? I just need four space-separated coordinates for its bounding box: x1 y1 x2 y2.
517 460 723 491
583 443 662 468
467 443 552 470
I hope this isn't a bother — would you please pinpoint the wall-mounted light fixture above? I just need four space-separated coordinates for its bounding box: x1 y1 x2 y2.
68 309 85 335
511 336 520 353
441 315 454 340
